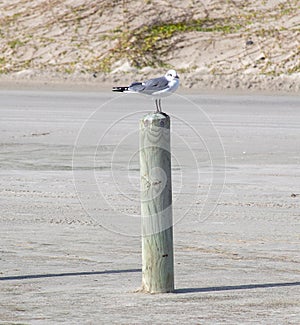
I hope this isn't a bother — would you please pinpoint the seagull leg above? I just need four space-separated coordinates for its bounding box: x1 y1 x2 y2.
155 99 159 113
158 99 162 112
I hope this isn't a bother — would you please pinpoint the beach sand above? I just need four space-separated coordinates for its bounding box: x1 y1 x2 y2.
0 89 299 324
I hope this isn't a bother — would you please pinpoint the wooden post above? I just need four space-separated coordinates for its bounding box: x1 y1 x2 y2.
139 112 174 293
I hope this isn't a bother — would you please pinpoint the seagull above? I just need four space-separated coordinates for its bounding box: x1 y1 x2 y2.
112 69 180 112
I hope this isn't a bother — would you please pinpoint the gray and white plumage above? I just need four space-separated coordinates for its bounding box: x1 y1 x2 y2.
112 69 179 112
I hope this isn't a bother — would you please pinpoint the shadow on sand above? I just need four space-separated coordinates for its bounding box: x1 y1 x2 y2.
1 270 299 295
175 281 300 294
0 268 141 281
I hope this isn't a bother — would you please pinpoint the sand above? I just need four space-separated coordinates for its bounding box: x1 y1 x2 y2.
0 89 299 324
1 0 300 93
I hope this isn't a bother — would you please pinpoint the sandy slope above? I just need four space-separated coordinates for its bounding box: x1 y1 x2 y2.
0 0 299 92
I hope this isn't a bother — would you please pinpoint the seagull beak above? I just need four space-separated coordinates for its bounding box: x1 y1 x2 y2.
175 75 179 79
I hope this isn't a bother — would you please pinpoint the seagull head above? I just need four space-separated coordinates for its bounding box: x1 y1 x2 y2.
165 69 179 81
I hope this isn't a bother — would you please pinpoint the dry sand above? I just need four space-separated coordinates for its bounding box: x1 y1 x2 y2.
0 89 299 324
0 0 299 93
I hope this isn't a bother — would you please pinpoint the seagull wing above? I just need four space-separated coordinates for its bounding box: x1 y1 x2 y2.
142 76 169 94
128 82 145 92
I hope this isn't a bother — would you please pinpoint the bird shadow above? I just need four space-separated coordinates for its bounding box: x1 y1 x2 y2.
0 268 141 281
175 281 300 294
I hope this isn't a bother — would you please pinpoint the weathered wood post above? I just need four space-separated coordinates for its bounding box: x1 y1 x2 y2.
139 112 174 293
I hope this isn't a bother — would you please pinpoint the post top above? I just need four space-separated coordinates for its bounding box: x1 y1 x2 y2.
141 112 170 129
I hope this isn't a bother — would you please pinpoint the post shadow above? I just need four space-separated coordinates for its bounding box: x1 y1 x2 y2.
175 281 300 294
2 270 299 296
0 268 141 281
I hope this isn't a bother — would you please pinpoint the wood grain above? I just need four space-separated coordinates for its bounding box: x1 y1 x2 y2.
139 112 174 293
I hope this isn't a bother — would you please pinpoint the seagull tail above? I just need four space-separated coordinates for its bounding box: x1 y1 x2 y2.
112 86 129 92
